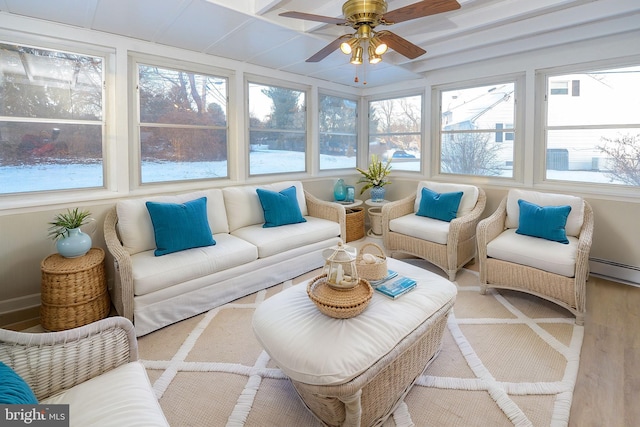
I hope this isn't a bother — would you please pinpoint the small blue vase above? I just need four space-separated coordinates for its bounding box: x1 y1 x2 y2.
370 186 386 203
334 179 347 201
56 228 92 258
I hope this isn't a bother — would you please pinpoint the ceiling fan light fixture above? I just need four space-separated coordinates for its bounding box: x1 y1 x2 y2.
340 38 358 55
350 45 364 65
368 46 382 64
370 37 388 55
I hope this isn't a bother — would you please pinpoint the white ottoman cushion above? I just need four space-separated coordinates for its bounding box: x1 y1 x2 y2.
252 259 457 386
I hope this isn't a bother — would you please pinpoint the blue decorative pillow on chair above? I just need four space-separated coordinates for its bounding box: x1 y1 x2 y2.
145 197 216 256
0 362 38 404
416 187 464 222
516 199 572 244
256 186 307 228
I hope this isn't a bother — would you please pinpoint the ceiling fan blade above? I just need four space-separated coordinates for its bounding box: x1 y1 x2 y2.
279 11 347 26
378 31 426 60
382 0 461 24
306 37 346 62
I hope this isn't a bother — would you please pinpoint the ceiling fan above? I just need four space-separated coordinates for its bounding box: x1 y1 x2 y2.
280 0 461 64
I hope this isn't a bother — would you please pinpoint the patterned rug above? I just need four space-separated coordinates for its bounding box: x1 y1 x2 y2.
138 260 583 426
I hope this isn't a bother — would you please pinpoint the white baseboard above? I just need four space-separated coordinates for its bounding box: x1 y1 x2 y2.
589 258 640 287
0 293 40 315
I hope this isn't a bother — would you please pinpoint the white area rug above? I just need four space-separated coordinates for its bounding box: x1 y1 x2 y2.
138 261 583 426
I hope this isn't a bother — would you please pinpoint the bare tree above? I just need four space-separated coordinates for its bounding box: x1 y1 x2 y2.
441 132 503 175
597 133 640 186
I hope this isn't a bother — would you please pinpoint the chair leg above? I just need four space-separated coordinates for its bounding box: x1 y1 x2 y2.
575 313 585 326
479 284 488 295
448 270 457 281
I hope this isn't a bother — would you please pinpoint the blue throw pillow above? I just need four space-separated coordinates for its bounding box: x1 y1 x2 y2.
415 187 464 222
256 186 307 228
0 362 38 404
145 197 216 256
516 199 572 244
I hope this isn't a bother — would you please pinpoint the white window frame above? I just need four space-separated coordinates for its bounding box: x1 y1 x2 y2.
318 89 359 172
432 74 524 184
0 36 115 210
535 58 640 198
245 75 310 178
367 90 424 174
130 53 232 189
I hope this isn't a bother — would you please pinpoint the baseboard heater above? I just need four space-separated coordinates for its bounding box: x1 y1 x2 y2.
589 258 640 287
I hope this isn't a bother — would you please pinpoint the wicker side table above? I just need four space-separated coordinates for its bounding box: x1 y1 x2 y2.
40 247 110 331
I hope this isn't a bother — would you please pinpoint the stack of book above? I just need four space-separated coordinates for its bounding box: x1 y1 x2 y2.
372 272 417 299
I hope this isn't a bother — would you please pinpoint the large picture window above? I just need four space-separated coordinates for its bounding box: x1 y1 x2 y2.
368 94 421 172
0 43 104 194
319 94 357 170
544 65 640 186
248 82 306 175
137 64 228 184
439 82 516 177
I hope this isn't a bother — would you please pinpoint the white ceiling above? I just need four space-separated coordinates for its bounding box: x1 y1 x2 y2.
1 0 639 88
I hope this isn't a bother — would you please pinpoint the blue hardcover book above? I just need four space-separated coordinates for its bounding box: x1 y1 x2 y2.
375 277 417 299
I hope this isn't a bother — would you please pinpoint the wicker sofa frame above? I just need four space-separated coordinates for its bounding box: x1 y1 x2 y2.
476 196 594 325
381 188 486 281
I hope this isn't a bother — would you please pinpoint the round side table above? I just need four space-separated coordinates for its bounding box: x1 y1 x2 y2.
365 199 390 237
40 247 110 331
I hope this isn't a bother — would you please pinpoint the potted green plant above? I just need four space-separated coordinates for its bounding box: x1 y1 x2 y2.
48 208 93 258
356 155 392 202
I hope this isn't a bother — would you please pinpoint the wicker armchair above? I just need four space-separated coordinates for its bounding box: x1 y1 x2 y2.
476 190 594 325
382 182 486 281
0 317 168 426
0 317 136 401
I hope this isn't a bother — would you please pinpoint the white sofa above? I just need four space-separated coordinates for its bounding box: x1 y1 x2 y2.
104 181 345 336
0 317 169 427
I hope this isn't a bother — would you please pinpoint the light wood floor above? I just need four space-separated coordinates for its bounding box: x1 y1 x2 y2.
569 274 640 427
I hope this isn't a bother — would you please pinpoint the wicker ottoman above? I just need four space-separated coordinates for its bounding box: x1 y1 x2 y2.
253 258 457 427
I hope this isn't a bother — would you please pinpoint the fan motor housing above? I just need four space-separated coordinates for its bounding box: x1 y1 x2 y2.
343 0 387 27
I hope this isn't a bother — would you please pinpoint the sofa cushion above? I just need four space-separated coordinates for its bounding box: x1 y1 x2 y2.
389 214 450 245
416 187 463 222
41 361 169 427
146 197 216 256
516 199 571 244
117 189 228 255
223 181 308 233
505 189 584 237
256 186 307 228
414 181 479 218
232 216 340 259
0 361 38 404
487 229 578 277
131 233 258 296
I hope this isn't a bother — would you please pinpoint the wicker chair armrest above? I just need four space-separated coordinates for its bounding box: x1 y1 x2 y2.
0 317 137 401
448 188 487 245
573 201 594 312
305 190 347 241
381 195 416 224
381 195 415 246
104 207 135 322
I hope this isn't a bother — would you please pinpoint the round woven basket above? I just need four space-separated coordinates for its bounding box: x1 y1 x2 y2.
356 242 387 281
307 274 372 319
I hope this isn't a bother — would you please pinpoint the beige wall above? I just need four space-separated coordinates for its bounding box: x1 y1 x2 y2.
2 178 639 327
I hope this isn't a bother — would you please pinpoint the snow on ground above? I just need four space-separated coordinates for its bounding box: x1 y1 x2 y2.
0 150 624 194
